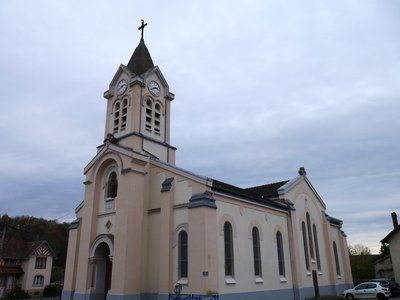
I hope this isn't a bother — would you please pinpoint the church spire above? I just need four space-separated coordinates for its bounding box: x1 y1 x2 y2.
127 20 154 75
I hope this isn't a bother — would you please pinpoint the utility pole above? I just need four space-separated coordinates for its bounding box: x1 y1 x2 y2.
0 226 5 254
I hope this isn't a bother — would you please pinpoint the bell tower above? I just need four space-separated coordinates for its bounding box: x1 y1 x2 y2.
102 21 176 164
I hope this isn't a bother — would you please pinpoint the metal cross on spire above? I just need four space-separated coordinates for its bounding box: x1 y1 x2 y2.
138 19 147 41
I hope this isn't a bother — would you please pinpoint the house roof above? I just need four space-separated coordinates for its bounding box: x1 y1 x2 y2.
372 253 391 265
0 238 56 259
381 224 400 243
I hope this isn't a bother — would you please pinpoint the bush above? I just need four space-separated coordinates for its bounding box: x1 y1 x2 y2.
43 283 63 297
5 287 31 299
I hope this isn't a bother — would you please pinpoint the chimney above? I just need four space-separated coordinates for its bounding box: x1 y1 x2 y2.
391 212 398 228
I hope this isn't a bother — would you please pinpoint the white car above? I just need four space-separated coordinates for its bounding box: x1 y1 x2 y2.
342 282 391 300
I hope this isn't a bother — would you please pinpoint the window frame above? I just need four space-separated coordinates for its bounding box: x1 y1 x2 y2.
35 257 46 269
333 241 341 276
102 166 119 212
112 98 129 133
252 227 262 278
33 275 44 287
105 171 118 199
302 221 310 271
144 97 164 137
224 222 235 277
306 213 315 259
313 224 321 271
276 231 285 278
178 230 188 279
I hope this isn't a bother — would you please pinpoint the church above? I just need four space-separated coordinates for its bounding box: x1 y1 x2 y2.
62 23 352 300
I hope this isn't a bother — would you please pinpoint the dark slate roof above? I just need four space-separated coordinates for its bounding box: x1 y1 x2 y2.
381 225 400 243
327 215 343 226
0 238 55 259
212 179 288 210
127 39 154 75
244 180 289 198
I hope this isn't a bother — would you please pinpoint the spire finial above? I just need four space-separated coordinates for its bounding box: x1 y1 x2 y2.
298 166 307 176
138 19 147 41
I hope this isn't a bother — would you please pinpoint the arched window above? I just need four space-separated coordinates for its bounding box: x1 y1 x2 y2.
313 224 321 271
145 99 152 131
252 227 262 277
306 213 315 259
144 98 163 137
333 241 341 276
224 222 234 277
276 231 285 277
33 275 44 286
113 101 121 133
112 99 129 133
106 171 118 198
121 99 128 130
154 103 161 135
302 222 310 271
178 231 188 279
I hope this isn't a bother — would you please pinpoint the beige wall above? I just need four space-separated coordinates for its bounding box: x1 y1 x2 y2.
63 151 352 300
215 194 291 294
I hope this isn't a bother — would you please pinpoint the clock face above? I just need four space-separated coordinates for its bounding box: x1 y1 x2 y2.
117 79 127 95
148 80 160 96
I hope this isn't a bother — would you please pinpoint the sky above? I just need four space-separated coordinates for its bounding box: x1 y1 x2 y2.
1 0 399 254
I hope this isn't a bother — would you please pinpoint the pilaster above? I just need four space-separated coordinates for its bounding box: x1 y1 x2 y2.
75 182 96 293
187 192 218 294
62 220 81 299
111 170 146 294
158 177 175 293
321 214 335 286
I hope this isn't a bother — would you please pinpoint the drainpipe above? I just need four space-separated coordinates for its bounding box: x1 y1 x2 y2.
0 227 5 254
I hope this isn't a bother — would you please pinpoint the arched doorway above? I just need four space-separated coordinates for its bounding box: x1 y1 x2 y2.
89 235 114 300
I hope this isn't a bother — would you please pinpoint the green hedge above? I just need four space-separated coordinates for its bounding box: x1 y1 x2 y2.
5 287 30 299
43 284 63 297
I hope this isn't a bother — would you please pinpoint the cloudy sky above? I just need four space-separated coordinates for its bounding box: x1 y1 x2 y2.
1 0 399 253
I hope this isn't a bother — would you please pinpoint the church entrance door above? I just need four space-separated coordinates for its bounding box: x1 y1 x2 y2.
312 270 320 297
104 255 112 299
92 241 113 300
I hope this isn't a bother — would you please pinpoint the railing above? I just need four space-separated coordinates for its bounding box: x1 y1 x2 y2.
169 294 219 300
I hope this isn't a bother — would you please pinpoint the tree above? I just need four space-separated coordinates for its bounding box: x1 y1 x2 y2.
379 242 390 256
349 244 371 255
0 214 70 283
348 244 375 283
